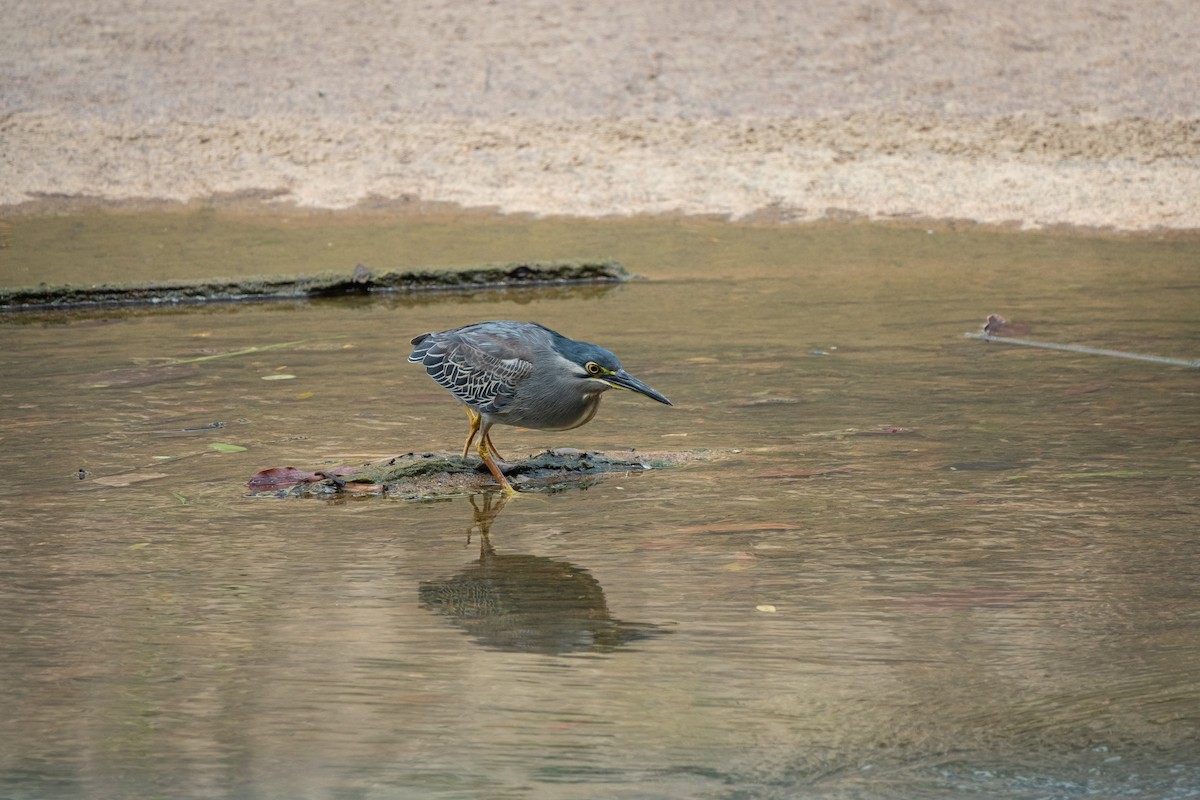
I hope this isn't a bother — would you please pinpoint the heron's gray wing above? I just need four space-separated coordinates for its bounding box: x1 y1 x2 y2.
409 331 534 413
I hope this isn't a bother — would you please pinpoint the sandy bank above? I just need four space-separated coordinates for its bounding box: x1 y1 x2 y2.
3 0 1198 231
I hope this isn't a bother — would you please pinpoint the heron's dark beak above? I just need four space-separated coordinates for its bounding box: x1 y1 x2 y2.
605 369 672 406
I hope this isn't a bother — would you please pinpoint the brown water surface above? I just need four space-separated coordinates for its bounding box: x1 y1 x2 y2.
1 214 1198 799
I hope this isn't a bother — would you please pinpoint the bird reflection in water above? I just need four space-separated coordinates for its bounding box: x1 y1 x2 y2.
418 495 665 655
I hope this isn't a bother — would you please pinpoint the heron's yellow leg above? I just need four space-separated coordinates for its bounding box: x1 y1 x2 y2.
461 407 482 459
463 407 506 461
477 434 517 494
483 431 504 461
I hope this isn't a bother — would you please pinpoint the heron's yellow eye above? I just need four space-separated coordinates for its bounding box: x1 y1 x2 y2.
585 361 603 376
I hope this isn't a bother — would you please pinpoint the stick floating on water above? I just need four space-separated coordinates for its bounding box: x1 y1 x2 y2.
164 339 311 365
965 332 1200 368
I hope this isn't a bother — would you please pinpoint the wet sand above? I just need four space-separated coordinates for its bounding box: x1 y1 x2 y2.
3 0 1199 231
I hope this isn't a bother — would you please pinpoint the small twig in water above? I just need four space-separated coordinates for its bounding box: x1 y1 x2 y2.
964 332 1200 368
164 340 310 365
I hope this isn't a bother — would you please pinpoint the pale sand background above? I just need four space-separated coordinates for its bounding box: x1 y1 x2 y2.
2 0 1198 230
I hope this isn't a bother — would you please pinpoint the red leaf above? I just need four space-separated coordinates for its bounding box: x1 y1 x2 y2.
247 466 328 491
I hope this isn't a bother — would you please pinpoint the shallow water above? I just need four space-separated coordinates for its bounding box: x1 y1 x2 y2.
1 216 1198 799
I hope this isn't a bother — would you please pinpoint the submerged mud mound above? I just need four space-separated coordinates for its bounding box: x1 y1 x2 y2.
248 448 712 499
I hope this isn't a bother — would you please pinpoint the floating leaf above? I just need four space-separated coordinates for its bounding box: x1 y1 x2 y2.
247 466 323 490
127 542 151 550
756 604 778 613
247 465 358 491
209 443 248 453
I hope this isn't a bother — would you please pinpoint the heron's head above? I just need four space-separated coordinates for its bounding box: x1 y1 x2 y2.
552 335 672 406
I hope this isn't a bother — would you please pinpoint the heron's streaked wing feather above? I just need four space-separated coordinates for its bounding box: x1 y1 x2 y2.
410 332 533 413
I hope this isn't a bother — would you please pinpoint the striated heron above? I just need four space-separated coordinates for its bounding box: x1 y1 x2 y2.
408 320 672 493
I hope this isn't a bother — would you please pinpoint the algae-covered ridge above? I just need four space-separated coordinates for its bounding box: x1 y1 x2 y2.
0 259 630 311
251 448 714 500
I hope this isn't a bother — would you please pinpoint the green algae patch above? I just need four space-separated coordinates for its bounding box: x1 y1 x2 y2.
247 448 713 499
1 259 630 311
